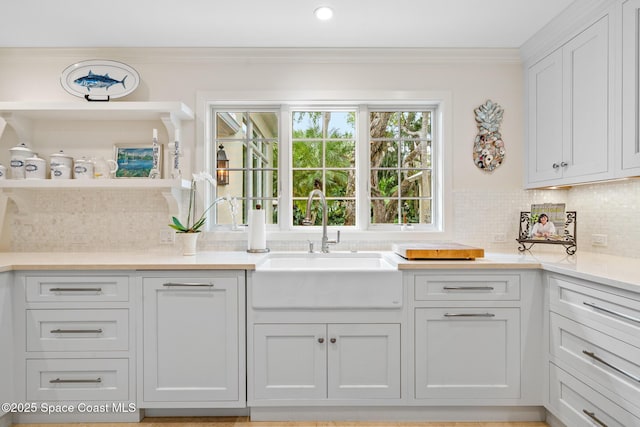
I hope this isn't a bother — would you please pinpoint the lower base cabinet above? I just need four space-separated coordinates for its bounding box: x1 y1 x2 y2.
141 272 245 408
414 307 521 399
252 323 400 401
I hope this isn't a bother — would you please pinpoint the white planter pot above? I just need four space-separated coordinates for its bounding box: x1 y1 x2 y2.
180 232 200 256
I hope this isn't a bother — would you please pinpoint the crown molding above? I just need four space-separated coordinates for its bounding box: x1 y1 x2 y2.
520 0 619 65
0 47 521 65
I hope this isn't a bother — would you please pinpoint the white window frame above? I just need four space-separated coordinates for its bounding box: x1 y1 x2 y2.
196 90 453 241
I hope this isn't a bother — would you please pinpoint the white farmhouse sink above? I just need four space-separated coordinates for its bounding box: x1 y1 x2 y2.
251 252 402 309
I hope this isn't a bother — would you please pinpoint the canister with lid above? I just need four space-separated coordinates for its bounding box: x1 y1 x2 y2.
9 143 34 179
25 154 47 179
50 150 73 179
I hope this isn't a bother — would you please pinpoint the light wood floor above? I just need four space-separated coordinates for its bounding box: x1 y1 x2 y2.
15 416 549 427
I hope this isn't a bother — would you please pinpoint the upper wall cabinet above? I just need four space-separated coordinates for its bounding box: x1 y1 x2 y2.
622 0 640 175
525 15 613 188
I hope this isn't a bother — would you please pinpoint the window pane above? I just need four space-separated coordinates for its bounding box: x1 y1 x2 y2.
292 141 322 168
370 112 398 137
292 199 354 226
292 170 322 197
370 140 398 168
326 112 355 138
401 140 429 168
249 112 278 138
400 112 428 139
370 199 400 224
292 112 322 138
371 170 399 197
401 199 432 224
326 170 354 197
326 141 355 168
216 112 245 139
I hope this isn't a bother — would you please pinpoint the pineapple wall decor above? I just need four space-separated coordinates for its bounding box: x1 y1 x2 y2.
473 99 505 171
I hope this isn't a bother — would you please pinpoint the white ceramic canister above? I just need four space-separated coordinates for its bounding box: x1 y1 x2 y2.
0 164 6 180
9 143 34 179
24 154 47 179
50 150 74 179
73 157 94 179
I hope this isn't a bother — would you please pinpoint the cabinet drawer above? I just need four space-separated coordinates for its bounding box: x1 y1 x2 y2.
26 276 129 302
26 309 129 352
549 276 640 347
26 358 129 401
550 312 640 411
414 274 520 301
549 363 640 426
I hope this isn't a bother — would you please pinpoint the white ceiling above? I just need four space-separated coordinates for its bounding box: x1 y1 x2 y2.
0 0 574 48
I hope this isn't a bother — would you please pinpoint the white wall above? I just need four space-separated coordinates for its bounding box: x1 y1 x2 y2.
0 47 637 257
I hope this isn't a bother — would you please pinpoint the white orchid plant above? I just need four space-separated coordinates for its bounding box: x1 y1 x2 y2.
169 172 229 233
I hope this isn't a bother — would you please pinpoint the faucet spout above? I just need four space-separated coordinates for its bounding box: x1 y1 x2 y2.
303 189 339 253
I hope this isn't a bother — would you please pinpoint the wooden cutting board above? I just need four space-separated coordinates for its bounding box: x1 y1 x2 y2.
392 243 485 260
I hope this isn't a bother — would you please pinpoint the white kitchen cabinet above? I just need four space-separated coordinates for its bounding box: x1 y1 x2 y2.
414 307 520 399
621 0 640 174
546 272 640 423
252 323 400 401
141 272 245 407
12 271 139 423
525 15 612 187
410 270 543 405
0 272 13 421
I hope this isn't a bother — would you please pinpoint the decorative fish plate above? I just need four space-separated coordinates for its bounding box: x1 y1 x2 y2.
61 60 140 100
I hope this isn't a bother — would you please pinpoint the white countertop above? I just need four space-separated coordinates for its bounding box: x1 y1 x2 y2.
0 250 637 293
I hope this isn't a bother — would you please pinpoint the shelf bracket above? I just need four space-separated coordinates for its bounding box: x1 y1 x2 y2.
160 113 181 143
0 112 33 144
162 185 185 221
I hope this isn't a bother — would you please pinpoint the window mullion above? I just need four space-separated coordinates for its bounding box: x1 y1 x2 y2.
357 105 369 230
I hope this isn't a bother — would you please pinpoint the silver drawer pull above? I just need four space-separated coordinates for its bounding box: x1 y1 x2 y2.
583 302 640 324
582 350 640 383
163 282 214 287
49 377 102 384
582 409 608 427
50 329 103 334
444 313 495 317
443 286 494 291
50 287 102 292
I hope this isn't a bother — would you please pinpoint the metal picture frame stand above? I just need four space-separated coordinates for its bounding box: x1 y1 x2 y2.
516 211 577 255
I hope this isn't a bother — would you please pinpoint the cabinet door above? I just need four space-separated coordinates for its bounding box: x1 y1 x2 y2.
561 16 610 180
622 0 640 173
415 307 520 399
527 49 563 184
253 323 326 400
143 277 239 403
327 324 400 399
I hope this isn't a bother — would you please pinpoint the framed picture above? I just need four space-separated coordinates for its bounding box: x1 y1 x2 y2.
113 143 162 178
530 203 566 236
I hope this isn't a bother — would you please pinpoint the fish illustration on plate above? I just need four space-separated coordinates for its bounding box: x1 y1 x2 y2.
73 70 127 92
61 60 140 100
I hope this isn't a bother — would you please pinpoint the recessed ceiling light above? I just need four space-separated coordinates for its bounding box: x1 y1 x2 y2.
314 6 334 21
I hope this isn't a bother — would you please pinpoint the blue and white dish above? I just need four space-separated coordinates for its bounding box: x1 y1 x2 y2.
61 60 140 99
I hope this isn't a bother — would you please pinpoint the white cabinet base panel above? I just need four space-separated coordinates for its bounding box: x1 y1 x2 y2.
249 405 546 422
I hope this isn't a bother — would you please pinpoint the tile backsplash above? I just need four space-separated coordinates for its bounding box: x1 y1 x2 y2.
7 179 640 258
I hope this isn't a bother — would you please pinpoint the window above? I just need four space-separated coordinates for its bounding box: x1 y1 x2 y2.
291 110 356 226
212 109 279 226
369 110 433 226
210 102 439 232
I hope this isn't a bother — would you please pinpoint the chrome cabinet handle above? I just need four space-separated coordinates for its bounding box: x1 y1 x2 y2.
317 337 325 344
330 338 337 343
560 161 568 167
582 350 640 383
552 163 560 169
51 329 103 334
50 287 102 292
444 313 495 317
582 409 608 427
583 302 640 324
49 377 102 384
162 282 214 287
443 286 494 291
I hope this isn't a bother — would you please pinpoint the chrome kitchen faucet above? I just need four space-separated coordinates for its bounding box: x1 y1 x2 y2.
302 189 340 253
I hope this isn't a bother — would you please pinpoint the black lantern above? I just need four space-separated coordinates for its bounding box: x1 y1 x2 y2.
216 144 229 185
